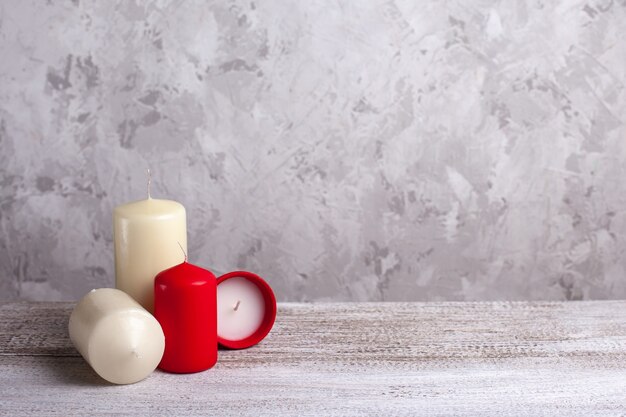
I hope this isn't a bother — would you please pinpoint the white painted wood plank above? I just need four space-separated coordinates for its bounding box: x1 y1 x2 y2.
1 301 626 416
1 356 625 416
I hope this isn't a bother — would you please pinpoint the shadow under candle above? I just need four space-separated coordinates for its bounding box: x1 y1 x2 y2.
43 356 112 387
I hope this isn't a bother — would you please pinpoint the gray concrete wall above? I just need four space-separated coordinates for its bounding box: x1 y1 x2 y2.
1 0 625 302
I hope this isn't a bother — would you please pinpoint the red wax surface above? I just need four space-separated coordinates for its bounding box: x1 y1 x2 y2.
154 261 217 373
216 271 277 350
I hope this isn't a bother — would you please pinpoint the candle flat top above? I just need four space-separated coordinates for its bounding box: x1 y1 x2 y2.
114 198 186 219
217 277 265 341
155 261 216 286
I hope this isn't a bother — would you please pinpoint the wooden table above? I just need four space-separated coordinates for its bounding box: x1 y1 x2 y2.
1 301 625 416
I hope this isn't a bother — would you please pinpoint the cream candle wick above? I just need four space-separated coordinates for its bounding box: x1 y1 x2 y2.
233 300 241 311
147 168 152 199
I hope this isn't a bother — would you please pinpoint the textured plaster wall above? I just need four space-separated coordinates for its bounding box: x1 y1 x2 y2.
1 0 626 302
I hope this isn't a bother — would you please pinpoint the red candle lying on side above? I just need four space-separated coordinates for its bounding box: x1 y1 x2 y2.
216 271 276 349
154 261 217 373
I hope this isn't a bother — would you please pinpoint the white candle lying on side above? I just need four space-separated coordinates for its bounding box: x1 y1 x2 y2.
217 277 265 341
114 196 187 313
68 288 165 385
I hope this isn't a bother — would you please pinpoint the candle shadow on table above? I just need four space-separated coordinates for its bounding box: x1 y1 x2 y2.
45 356 112 387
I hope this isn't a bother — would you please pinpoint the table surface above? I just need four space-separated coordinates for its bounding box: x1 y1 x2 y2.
1 301 626 416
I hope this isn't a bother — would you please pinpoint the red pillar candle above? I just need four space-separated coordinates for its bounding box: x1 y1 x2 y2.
216 271 276 349
154 261 217 373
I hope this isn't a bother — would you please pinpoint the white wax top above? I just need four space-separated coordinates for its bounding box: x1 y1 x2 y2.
217 277 265 341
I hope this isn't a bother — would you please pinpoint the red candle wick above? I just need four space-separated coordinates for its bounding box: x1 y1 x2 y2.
233 300 241 311
177 241 187 262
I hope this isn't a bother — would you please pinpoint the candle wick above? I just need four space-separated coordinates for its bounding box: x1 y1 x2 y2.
177 241 187 262
147 168 152 199
234 300 241 311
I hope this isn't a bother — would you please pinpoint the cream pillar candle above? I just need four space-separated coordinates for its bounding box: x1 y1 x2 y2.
68 288 165 385
114 178 187 312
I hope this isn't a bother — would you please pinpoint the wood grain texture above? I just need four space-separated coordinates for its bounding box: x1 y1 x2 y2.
1 301 626 416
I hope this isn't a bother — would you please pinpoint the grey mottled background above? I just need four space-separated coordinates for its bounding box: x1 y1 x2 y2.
1 0 625 302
